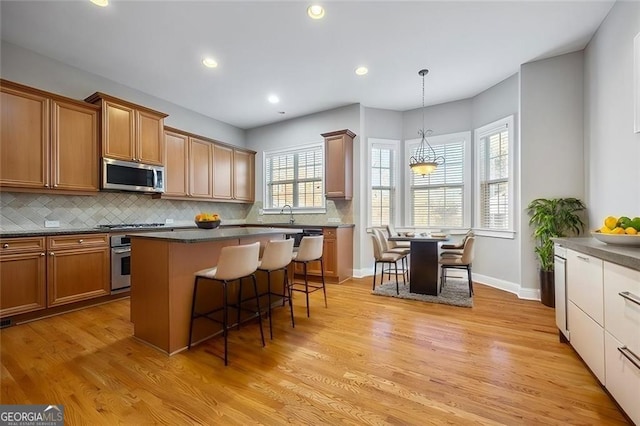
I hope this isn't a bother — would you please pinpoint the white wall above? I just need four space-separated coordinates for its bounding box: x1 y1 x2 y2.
0 41 246 146
519 51 586 293
585 1 640 225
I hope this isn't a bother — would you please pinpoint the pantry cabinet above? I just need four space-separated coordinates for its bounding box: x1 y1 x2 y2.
159 127 255 203
322 129 355 200
0 80 99 193
85 92 167 166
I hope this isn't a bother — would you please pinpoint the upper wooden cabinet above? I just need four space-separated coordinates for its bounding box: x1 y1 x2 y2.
160 127 254 203
85 92 167 166
322 129 355 200
0 80 99 194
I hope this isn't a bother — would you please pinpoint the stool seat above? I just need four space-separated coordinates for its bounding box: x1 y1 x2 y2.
290 235 327 317
194 266 218 279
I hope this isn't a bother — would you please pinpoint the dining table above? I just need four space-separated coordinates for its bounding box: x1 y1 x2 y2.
388 234 449 296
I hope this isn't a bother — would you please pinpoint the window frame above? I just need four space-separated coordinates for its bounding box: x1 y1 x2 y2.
367 138 401 228
262 142 326 214
474 115 515 238
403 131 472 229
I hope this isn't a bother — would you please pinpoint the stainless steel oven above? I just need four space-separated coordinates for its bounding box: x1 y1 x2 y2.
111 235 131 292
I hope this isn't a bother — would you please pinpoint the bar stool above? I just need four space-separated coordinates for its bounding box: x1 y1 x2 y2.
188 241 264 366
257 238 295 339
290 235 326 317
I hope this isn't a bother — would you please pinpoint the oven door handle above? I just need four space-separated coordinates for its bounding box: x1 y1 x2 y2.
112 248 131 255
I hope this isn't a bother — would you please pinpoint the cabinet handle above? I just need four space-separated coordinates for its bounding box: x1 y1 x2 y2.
619 291 640 307
54 184 58 188
618 346 640 370
78 239 84 244
44 184 49 188
576 255 590 262
49 252 55 256
2 244 8 249
40 253 45 256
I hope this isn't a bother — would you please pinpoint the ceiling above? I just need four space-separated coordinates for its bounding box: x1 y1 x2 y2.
0 1 615 130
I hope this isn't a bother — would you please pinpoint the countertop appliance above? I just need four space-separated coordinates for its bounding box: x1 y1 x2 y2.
554 244 569 341
102 158 165 193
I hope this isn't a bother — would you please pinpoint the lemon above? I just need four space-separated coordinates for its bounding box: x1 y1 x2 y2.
599 226 612 234
626 227 638 235
611 227 626 235
604 216 618 230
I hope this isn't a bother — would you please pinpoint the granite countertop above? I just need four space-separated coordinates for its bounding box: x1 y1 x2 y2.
0 224 198 238
554 237 640 271
245 223 355 229
127 226 303 243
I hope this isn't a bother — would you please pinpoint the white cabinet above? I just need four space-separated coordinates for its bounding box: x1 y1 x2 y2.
604 332 640 425
566 249 604 325
568 301 605 383
604 262 640 356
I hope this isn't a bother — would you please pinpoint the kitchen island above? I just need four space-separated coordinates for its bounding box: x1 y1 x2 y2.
129 227 301 355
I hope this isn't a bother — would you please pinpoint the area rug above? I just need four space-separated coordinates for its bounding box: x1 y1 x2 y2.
371 279 473 308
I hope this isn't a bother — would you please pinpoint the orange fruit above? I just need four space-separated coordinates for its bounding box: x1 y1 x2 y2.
625 227 638 235
611 227 626 235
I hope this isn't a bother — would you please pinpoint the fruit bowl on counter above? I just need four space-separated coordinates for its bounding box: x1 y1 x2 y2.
195 213 221 229
591 231 640 247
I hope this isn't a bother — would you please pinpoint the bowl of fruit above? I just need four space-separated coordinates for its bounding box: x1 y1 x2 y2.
591 216 640 246
195 213 221 229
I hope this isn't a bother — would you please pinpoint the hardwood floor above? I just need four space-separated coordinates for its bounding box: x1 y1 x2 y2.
1 279 629 425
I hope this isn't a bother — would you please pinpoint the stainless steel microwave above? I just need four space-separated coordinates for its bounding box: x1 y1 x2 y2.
102 158 165 193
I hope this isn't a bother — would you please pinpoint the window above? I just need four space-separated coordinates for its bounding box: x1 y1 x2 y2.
369 139 399 227
264 143 325 212
475 116 514 233
406 132 470 228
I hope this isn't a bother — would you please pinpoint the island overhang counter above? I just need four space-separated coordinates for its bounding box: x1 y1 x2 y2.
129 227 302 355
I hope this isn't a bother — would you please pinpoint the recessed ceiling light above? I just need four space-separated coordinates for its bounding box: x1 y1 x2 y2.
202 57 218 68
268 95 280 104
90 0 108 7
307 5 325 20
355 66 369 76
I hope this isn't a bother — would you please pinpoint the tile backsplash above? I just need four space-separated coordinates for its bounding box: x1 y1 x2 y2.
0 192 251 231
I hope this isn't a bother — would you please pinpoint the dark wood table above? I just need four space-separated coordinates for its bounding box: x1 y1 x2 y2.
389 235 448 296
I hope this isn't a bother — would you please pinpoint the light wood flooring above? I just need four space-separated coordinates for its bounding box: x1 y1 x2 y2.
0 278 630 425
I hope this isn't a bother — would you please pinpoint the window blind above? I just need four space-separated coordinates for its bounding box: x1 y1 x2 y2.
478 126 509 230
371 146 395 226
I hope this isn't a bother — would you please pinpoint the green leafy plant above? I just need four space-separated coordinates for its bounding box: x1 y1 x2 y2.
527 198 586 272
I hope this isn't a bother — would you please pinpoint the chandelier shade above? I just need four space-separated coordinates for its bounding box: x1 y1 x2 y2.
409 69 444 176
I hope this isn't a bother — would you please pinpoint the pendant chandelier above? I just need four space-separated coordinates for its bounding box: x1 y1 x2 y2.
409 69 444 176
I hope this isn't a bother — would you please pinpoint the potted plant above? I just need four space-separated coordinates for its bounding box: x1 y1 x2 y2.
526 197 586 307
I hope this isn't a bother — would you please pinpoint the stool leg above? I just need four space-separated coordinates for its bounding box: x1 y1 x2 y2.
372 261 377 290
237 278 243 330
223 280 229 366
320 257 327 308
304 262 310 317
394 261 399 295
284 267 295 328
267 270 273 340
251 274 265 347
188 277 199 349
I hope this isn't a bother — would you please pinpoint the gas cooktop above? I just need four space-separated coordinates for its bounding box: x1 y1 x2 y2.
97 223 165 229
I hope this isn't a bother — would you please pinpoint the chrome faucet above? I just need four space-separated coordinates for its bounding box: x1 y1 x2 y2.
280 204 295 224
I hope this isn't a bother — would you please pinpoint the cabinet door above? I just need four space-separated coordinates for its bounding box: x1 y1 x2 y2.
566 249 604 325
47 246 110 307
322 238 337 277
233 150 254 202
605 332 640 425
137 110 164 165
51 100 99 191
568 301 605 384
0 87 49 188
212 144 233 200
324 132 353 200
0 251 47 318
604 262 640 356
164 130 189 197
103 101 135 161
189 138 213 198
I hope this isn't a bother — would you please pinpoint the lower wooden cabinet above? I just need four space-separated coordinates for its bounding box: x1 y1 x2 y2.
0 233 109 318
293 227 353 283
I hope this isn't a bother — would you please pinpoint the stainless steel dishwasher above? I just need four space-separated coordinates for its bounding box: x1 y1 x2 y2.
554 244 569 341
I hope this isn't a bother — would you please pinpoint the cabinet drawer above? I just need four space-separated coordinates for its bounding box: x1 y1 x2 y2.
604 262 640 355
323 228 336 240
47 233 108 250
568 300 605 384
567 249 604 325
0 237 46 254
605 332 640 425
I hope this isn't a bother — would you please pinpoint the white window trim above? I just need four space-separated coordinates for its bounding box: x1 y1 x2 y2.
473 115 515 239
262 141 326 214
367 138 401 227
403 131 472 229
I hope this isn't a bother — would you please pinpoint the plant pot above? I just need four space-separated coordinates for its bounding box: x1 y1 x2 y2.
540 269 555 308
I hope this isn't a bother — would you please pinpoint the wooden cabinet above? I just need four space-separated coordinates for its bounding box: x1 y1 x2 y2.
0 80 99 193
0 234 109 318
47 234 110 307
293 227 354 283
0 237 47 318
322 129 355 200
85 92 167 166
160 126 255 203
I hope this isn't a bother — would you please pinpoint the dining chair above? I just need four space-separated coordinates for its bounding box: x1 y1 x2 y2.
257 238 295 339
290 235 326 317
439 236 475 296
374 227 409 282
386 223 410 248
188 241 264 366
370 232 405 294
440 230 474 258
